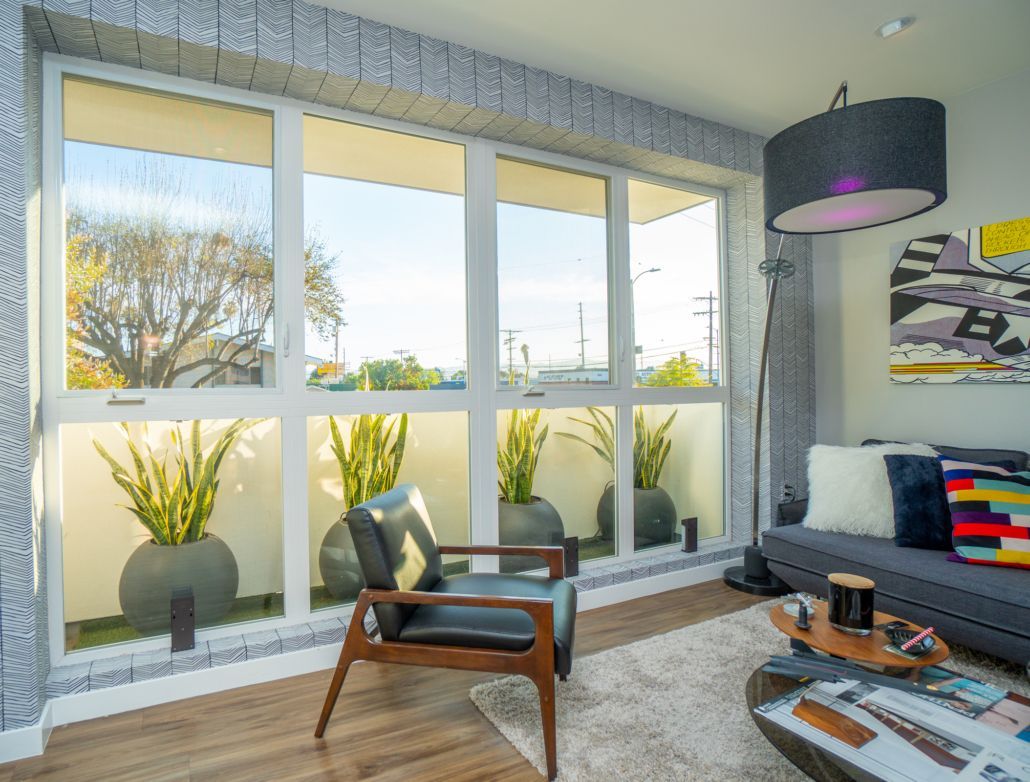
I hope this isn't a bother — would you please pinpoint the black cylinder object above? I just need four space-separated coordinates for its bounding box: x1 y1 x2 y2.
764 97 946 234
827 573 875 636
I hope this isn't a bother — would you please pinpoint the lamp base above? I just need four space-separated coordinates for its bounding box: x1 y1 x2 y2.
723 545 791 596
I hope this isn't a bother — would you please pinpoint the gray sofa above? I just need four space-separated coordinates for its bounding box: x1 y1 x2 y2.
763 441 1030 665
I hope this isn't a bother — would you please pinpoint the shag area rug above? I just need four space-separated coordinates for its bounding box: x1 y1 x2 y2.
469 601 1029 781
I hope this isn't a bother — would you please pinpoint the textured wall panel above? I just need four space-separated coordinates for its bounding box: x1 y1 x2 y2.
216 0 257 90
318 9 359 108
284 0 327 102
136 0 177 74
178 0 218 83
347 17 390 113
252 0 291 95
91 0 140 68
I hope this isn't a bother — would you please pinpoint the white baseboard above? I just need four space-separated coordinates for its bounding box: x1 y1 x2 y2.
2 560 741 763
0 703 51 765
576 557 741 611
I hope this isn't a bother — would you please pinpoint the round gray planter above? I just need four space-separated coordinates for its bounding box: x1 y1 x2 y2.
597 485 678 547
119 534 239 635
319 518 364 601
499 497 565 573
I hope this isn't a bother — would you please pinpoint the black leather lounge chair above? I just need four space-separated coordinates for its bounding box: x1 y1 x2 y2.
314 484 577 781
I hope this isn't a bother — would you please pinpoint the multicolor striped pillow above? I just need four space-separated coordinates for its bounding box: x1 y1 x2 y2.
940 457 1030 570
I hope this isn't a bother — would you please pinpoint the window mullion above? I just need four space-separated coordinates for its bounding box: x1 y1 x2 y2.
611 175 635 559
467 140 499 570
276 106 310 621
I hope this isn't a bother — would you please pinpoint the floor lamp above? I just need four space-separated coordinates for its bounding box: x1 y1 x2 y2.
723 81 947 595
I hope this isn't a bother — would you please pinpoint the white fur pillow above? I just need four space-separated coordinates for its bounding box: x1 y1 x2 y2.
803 443 938 537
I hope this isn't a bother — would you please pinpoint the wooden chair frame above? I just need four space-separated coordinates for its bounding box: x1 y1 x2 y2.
315 545 567 781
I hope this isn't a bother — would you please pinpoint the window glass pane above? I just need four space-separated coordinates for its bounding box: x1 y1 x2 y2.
308 412 470 608
633 403 725 552
303 116 467 391
61 418 283 651
496 406 616 571
629 179 720 387
62 77 275 390
497 159 610 387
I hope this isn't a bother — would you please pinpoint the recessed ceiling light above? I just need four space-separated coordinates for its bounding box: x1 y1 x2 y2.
876 16 915 39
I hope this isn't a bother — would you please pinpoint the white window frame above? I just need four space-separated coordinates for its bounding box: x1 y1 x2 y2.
40 54 731 667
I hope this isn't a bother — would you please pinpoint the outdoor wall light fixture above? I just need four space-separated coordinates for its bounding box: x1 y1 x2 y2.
724 80 947 596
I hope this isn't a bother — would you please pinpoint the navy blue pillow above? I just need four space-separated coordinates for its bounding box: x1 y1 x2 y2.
885 454 1018 550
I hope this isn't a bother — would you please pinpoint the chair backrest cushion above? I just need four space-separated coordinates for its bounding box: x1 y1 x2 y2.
345 484 443 640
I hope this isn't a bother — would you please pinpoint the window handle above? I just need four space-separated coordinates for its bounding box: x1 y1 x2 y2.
107 390 145 406
283 323 291 358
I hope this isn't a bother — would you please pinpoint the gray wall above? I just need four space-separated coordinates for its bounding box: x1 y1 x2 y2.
814 68 1030 451
0 0 814 731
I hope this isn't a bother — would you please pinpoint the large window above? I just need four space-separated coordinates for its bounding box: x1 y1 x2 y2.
496 158 610 387
629 179 721 387
62 77 276 390
302 117 467 391
44 62 729 662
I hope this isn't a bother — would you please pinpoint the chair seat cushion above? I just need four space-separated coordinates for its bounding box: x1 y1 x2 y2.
397 573 576 676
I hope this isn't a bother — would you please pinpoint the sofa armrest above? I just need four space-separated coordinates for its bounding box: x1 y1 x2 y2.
776 499 808 526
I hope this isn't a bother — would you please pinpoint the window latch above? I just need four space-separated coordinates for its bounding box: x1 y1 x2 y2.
283 324 291 358
106 390 145 406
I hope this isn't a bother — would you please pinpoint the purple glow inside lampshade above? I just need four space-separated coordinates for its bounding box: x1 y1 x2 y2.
830 176 865 195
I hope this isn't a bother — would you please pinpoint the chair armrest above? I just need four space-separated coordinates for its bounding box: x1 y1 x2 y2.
356 588 555 646
438 545 565 579
776 499 808 526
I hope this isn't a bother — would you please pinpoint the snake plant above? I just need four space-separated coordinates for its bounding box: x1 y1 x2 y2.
557 407 677 489
498 408 549 504
328 413 408 509
93 419 256 545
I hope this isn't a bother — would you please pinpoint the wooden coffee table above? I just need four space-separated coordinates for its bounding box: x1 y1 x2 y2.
770 599 949 670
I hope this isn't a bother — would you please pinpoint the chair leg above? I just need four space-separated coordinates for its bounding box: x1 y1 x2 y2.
535 671 558 781
559 674 567 682
314 641 357 738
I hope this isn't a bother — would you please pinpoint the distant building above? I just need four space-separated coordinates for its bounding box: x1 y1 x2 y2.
536 369 609 384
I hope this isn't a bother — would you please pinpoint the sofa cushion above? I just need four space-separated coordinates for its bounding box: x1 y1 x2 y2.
763 523 1030 643
884 454 953 550
862 439 1029 471
941 457 1030 570
804 443 937 538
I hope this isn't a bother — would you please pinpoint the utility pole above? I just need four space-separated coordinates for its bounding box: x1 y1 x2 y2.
393 349 411 361
576 302 589 369
693 291 718 384
501 329 522 379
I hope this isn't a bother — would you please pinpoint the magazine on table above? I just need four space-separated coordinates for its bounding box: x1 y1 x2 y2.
755 665 1030 782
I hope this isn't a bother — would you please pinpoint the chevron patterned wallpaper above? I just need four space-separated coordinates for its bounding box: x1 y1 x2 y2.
1 0 814 731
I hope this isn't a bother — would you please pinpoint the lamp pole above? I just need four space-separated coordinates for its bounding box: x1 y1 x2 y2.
723 235 793 596
631 267 661 380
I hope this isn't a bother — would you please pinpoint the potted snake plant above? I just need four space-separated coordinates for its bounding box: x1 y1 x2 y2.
93 419 256 634
557 407 678 547
319 413 408 600
496 349 564 572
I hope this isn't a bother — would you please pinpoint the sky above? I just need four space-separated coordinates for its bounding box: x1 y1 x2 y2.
66 140 721 383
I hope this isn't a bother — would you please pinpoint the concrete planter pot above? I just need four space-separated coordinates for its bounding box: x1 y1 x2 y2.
498 497 565 573
597 485 677 547
319 518 364 602
119 534 239 635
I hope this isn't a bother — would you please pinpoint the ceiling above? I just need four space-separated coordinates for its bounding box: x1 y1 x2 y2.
318 0 1030 137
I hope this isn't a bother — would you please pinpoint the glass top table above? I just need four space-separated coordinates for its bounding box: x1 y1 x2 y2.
746 666 884 782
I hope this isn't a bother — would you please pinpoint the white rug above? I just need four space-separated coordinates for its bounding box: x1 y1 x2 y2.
469 601 1029 782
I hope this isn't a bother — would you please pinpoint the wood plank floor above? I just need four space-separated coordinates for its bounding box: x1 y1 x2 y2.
4 581 765 782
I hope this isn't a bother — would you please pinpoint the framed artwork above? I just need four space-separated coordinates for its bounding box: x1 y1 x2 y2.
889 216 1030 384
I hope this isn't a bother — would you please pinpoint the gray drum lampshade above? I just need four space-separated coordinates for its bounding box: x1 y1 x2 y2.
763 97 947 234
